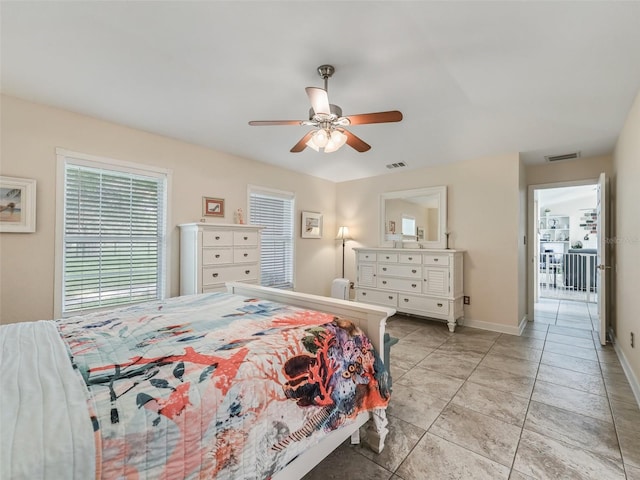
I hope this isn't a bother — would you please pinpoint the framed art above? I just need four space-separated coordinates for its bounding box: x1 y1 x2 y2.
0 176 36 233
203 197 225 217
301 211 322 239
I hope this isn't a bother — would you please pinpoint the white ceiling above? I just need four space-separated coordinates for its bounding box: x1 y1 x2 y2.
2 1 639 182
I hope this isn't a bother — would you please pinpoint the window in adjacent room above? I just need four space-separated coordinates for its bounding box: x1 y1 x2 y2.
55 149 171 316
248 186 295 289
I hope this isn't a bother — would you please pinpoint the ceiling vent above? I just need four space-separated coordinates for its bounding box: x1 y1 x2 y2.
386 161 407 169
545 151 581 162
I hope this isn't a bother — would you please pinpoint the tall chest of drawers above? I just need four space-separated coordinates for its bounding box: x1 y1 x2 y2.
355 248 464 332
179 223 264 295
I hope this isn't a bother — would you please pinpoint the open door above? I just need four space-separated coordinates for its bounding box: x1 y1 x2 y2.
596 172 608 345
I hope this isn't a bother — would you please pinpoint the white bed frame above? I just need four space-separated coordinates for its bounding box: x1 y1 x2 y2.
226 282 395 480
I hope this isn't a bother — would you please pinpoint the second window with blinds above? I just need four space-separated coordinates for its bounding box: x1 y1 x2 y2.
248 186 295 289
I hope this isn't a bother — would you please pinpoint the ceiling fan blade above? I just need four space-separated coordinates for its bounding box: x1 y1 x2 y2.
290 131 315 153
343 129 371 152
305 87 331 115
345 110 403 125
248 120 303 126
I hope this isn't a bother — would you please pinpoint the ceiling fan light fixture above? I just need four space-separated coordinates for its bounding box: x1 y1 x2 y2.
305 137 320 152
324 130 347 153
310 128 329 148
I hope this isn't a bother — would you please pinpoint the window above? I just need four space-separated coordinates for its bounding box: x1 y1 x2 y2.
56 150 170 315
248 186 294 289
402 215 416 236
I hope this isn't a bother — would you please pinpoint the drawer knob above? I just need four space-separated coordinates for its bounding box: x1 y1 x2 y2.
362 292 367 296
245 270 251 275
382 267 387 271
385 256 390 259
243 236 248 240
404 298 409 303
382 280 387 285
408 257 413 260
388 296 394 300
412 269 417 274
434 258 439 262
215 236 220 240
243 253 248 257
215 254 220 258
411 283 417 288
212 273 219 278
437 303 443 307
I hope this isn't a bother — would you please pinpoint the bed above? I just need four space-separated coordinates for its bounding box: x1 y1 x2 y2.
0 282 395 480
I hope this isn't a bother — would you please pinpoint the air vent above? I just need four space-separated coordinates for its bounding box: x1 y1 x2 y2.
386 161 407 169
545 151 581 162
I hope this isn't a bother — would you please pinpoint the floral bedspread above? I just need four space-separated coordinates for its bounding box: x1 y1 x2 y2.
57 292 390 479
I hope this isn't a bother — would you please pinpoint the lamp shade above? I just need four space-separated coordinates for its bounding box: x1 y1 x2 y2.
336 226 352 240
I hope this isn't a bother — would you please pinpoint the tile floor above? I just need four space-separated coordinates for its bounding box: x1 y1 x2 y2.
304 300 640 479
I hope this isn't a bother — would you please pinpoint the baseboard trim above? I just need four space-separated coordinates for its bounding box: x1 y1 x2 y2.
612 335 640 408
460 317 524 336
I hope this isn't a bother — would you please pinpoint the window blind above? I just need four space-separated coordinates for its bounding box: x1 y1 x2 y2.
249 189 294 289
62 163 166 313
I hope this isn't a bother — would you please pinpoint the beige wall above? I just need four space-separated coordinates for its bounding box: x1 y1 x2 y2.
612 89 640 391
0 95 338 324
526 155 613 185
337 153 523 331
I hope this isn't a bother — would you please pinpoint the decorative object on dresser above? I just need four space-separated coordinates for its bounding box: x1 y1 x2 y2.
179 223 264 295
355 247 464 332
202 196 225 217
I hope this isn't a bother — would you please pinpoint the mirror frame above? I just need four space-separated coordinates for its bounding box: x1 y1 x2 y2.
379 186 448 249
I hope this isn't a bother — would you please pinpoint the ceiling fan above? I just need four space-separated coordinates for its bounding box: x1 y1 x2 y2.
248 65 403 153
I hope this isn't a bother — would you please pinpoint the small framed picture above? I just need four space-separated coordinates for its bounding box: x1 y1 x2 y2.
301 211 323 239
0 176 36 233
203 197 225 217
389 220 396 234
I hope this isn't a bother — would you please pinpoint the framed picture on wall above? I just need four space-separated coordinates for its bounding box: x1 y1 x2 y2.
203 197 225 217
0 176 36 233
301 211 322 239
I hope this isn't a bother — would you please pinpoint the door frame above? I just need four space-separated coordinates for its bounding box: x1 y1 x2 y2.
527 178 599 322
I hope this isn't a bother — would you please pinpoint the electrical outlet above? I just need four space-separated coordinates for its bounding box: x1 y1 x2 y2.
632 332 635 348
463 296 470 305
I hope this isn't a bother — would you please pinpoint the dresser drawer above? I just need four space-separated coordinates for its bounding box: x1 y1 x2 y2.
358 252 377 262
398 253 421 264
356 289 397 307
423 254 450 266
378 264 421 278
203 230 234 246
202 264 259 285
233 248 259 263
379 253 398 263
202 248 233 265
378 277 421 293
398 294 450 315
233 230 259 246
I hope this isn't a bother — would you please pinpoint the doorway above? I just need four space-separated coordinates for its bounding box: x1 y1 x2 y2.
528 180 601 333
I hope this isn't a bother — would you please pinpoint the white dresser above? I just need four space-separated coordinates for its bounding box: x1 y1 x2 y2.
355 248 464 332
179 223 264 295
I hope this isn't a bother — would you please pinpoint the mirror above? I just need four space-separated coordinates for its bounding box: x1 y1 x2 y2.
380 186 447 249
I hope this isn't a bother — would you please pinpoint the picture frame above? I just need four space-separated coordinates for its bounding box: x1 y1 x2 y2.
301 211 323 239
0 176 36 233
203 197 225 217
